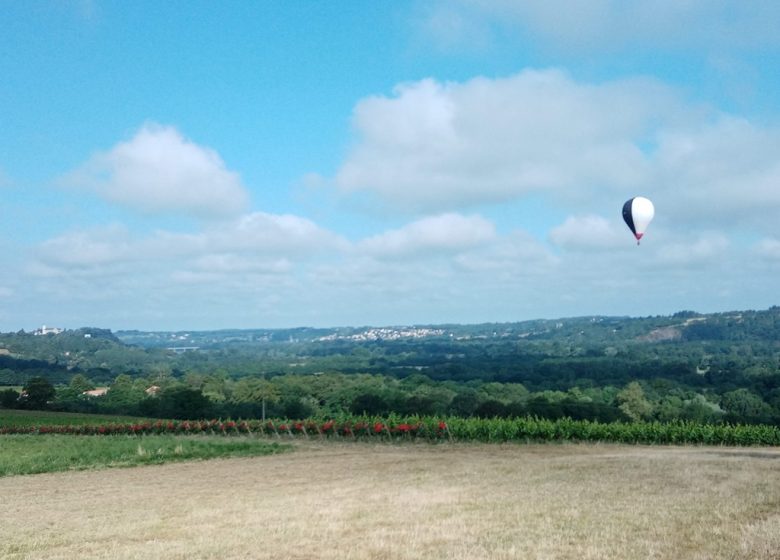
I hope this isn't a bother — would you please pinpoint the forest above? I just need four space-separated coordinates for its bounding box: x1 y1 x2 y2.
1 307 779 425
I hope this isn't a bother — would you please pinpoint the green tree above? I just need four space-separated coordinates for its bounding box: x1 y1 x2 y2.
154 386 213 419
350 392 391 416
721 389 773 424
21 376 56 409
69 374 95 394
230 377 279 405
103 374 145 413
0 368 18 384
449 388 480 417
230 377 279 420
202 374 229 403
148 363 174 388
54 374 97 409
679 395 722 423
479 382 529 404
0 388 20 409
475 399 508 418
278 396 316 419
616 382 653 422
406 385 454 415
655 395 685 422
182 372 206 390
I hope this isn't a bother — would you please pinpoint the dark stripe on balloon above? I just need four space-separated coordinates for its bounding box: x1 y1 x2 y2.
622 198 636 235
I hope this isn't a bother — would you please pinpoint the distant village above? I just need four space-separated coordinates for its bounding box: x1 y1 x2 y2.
316 327 445 342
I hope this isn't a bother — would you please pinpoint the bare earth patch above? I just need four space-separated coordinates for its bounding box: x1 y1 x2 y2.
1 442 779 559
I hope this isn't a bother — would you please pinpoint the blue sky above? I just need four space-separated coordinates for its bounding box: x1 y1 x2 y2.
2 1 780 331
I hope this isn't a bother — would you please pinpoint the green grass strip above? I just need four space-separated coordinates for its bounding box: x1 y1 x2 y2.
0 434 289 477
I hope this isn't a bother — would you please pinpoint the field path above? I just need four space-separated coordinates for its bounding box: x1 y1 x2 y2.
1 442 779 559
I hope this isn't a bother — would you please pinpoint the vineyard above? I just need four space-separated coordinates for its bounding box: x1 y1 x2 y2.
3 415 780 446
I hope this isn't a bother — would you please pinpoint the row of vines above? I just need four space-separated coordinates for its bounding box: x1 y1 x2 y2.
2 415 780 446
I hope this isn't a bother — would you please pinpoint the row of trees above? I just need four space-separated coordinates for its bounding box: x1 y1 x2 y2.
3 372 778 426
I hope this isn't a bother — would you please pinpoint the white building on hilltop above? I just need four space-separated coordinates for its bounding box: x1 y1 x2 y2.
33 325 64 336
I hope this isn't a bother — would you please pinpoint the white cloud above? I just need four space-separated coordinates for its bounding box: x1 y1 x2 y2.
61 123 249 219
304 227 560 326
653 117 780 232
425 1 780 52
358 213 496 258
653 232 730 266
415 3 493 52
334 70 680 212
754 238 780 260
549 215 626 250
22 210 352 329
32 212 347 279
453 229 558 273
35 224 136 269
191 254 293 275
153 212 350 260
223 212 348 254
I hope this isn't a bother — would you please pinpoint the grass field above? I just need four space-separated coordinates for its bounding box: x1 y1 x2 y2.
1 441 779 559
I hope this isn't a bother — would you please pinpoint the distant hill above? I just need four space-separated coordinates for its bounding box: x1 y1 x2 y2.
113 306 780 348
2 307 779 425
1 306 778 389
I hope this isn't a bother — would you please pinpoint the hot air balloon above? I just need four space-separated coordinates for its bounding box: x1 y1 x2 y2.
622 197 654 244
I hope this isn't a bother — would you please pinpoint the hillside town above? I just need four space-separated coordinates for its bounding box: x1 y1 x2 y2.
316 327 446 342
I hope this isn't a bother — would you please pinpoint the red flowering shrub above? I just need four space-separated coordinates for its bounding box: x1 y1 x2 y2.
353 422 368 434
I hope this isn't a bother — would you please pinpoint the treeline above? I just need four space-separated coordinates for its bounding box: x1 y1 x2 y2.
3 371 778 427
2 307 780 426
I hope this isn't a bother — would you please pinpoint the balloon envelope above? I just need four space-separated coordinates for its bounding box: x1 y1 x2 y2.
622 197 654 243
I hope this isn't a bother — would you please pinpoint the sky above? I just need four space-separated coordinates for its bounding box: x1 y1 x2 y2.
2 1 780 331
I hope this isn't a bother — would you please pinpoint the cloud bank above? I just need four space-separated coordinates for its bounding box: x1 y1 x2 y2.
334 70 780 238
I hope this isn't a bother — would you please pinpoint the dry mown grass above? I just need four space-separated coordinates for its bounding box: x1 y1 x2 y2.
1 442 779 559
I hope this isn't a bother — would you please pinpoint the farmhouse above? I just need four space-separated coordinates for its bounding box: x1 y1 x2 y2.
82 388 109 397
